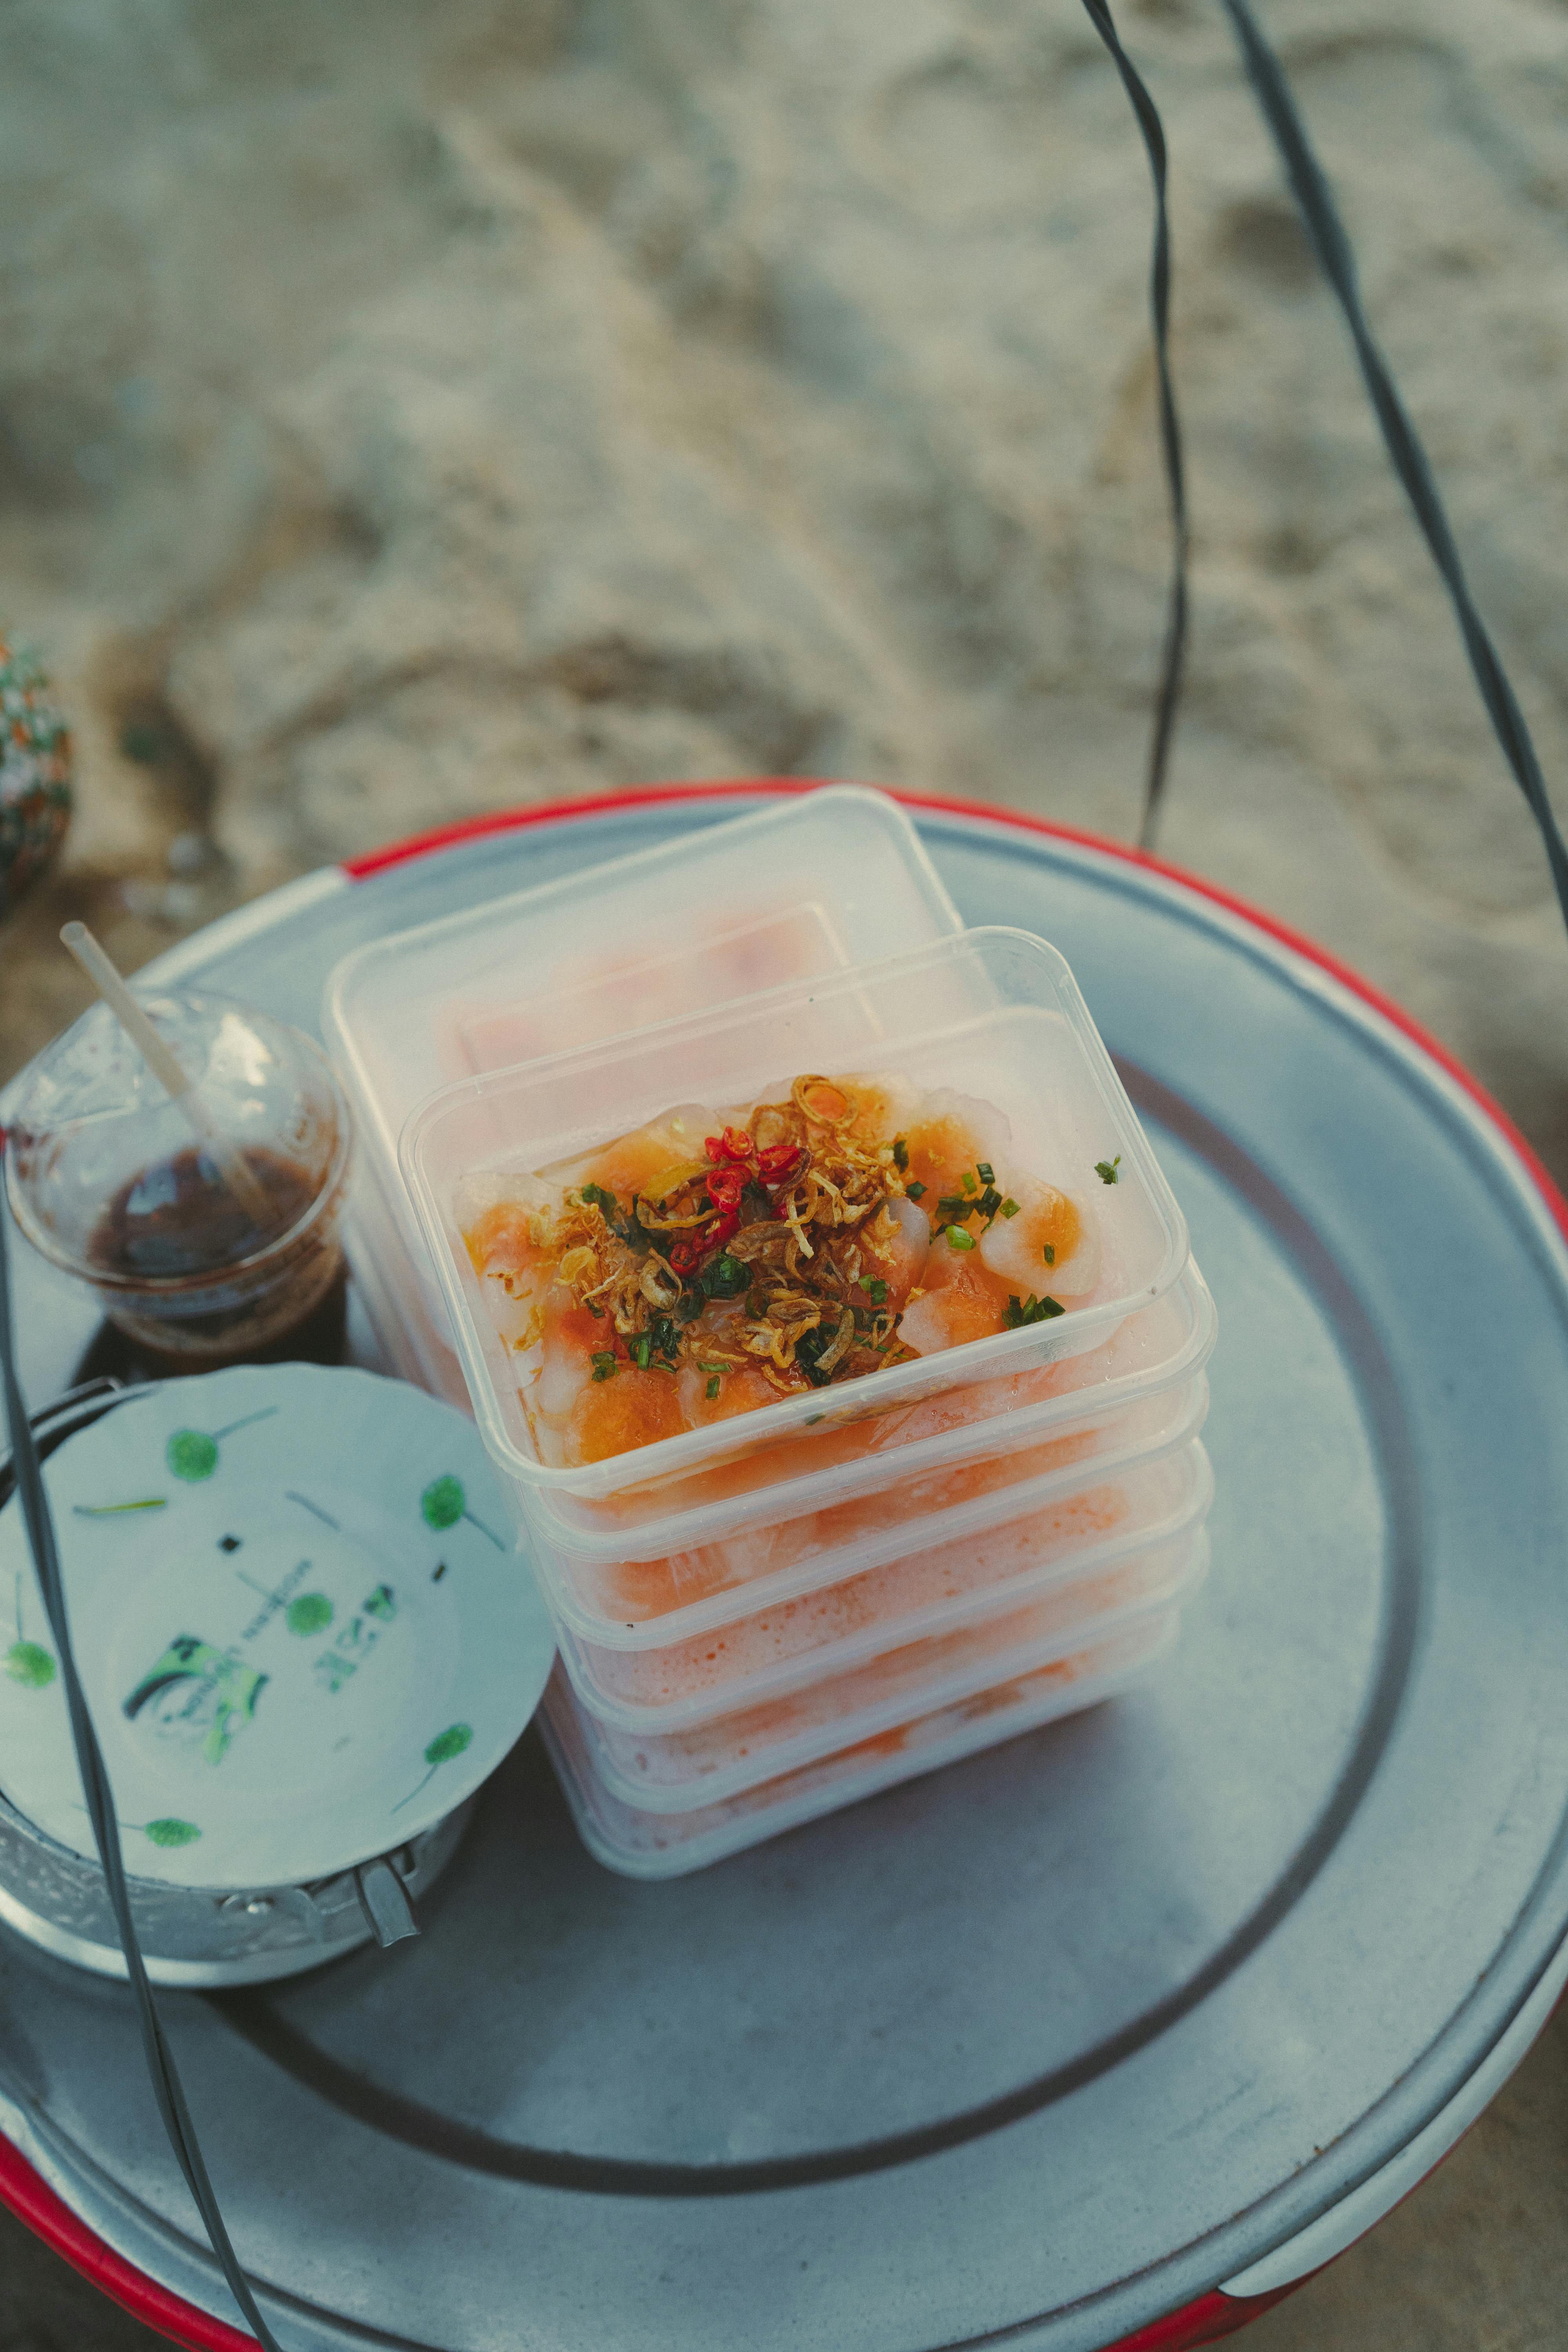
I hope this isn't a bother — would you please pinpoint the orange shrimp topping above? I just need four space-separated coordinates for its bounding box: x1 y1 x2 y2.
463 1072 1100 1462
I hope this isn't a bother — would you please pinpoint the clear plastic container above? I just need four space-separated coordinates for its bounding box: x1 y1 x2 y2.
401 927 1192 1514
521 1259 1216 1559
341 1185 471 1409
323 787 962 1318
567 1528 1207 1808
552 1439 1212 1724
539 1610 1181 1879
532 1373 1209 1644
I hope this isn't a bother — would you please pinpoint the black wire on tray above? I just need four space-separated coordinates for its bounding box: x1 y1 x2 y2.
1217 0 1568 941
0 1185 291 2352
1083 0 1568 929
1078 0 1191 853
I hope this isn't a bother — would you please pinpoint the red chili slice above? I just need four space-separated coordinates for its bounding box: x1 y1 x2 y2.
706 1210 740 1253
757 1142 803 1184
668 1238 701 1274
706 1166 746 1210
704 1126 756 1166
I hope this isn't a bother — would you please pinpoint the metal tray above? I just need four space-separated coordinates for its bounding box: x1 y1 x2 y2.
3 784 1567 2352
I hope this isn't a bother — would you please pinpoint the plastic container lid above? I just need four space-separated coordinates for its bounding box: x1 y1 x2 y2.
566 1528 1208 1810
322 787 962 1313
402 926 1192 1508
518 1258 1216 1561
538 1609 1181 1880
552 1437 1212 1726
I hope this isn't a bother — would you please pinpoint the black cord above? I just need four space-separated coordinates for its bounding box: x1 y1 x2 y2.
1078 0 1191 851
0 1185 288 2352
1218 0 1568 942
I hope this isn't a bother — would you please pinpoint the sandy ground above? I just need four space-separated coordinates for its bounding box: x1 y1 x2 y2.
2 2 1568 2346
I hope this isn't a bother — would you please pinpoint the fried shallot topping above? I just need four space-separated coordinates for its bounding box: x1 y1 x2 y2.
540 1076 918 1391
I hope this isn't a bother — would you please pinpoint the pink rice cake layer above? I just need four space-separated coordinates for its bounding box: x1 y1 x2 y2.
563 1385 1196 1624
544 1610 1177 1867
581 1528 1201 1795
575 1446 1201 1709
545 1281 1196 1539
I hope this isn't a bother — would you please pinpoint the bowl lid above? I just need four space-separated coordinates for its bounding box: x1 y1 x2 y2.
0 1364 552 1890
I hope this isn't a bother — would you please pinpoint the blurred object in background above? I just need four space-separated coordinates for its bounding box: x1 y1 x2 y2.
2 2 1565 1157
0 631 71 918
0 631 237 1093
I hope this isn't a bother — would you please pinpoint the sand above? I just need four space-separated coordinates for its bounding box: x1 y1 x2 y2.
2 1 1567 1121
1 2 1566 2344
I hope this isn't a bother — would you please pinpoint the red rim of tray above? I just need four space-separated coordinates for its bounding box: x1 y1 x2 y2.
5 776 1565 2352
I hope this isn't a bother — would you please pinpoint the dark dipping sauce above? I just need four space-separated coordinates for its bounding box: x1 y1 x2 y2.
91 1144 311 1277
85 1144 347 1372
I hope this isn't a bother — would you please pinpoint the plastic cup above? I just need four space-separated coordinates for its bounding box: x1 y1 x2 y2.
4 991 352 1368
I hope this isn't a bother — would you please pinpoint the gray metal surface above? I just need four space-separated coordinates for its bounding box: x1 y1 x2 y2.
2 793 1567 2352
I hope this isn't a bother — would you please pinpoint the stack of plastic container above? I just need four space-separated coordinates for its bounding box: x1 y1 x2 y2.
325 792 1216 1878
323 792 967 1414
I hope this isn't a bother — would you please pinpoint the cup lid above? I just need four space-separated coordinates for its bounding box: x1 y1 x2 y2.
0 1365 552 1889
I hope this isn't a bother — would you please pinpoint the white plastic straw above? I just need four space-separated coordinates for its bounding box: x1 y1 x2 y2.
59 922 275 1227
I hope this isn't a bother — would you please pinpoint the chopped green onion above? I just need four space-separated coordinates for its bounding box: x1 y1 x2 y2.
906 1181 926 1200
633 1333 652 1369
793 1323 838 1388
865 1277 889 1305
650 1315 680 1361
1095 1156 1121 1185
580 1181 618 1215
946 1226 975 1251
705 1375 720 1401
892 1136 909 1171
624 1206 654 1255
960 1171 977 1195
1043 1242 1055 1266
1003 1292 1065 1328
1000 1197 1020 1219
702 1254 749 1299
976 1162 995 1185
590 1351 618 1381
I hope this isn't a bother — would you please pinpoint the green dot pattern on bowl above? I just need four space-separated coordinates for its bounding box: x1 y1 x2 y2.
5 1641 55 1689
425 1722 474 1766
143 1818 202 1848
287 1593 334 1638
167 1430 219 1483
421 1475 465 1531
